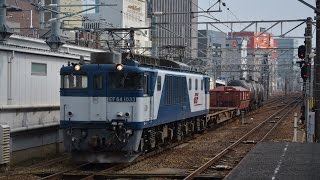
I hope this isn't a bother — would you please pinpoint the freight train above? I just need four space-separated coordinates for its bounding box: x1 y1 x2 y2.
209 86 251 112
227 79 264 110
59 52 265 163
60 52 210 163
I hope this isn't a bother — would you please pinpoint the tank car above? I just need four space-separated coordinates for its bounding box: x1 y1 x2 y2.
60 52 210 163
227 79 264 109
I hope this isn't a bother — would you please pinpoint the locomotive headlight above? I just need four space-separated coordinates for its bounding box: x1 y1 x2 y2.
116 64 124 71
125 112 130 117
117 112 123 117
74 64 81 71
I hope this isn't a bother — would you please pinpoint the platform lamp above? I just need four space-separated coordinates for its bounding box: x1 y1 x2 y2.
44 2 116 51
0 0 21 42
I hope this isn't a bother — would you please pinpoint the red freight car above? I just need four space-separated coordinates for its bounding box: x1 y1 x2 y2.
209 86 250 111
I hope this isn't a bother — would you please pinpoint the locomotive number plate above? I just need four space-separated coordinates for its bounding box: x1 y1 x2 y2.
108 97 136 102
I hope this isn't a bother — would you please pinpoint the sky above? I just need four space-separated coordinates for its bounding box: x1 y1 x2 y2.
198 0 314 21
81 0 316 45
198 0 316 45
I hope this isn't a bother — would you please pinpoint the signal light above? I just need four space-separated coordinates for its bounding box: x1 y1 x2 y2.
298 45 306 59
300 62 310 80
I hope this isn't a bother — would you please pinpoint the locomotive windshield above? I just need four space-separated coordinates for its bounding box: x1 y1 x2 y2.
61 74 88 89
109 72 143 90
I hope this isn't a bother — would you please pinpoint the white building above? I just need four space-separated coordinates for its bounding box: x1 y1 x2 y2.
0 34 103 163
276 38 299 92
83 0 151 55
151 0 198 60
222 37 248 82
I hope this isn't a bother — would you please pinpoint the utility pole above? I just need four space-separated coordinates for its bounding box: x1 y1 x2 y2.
151 15 158 57
304 17 312 134
285 76 287 96
315 0 320 142
148 0 158 57
45 0 64 51
39 0 45 30
297 0 318 142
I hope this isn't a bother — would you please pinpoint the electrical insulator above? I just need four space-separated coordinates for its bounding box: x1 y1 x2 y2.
128 29 135 47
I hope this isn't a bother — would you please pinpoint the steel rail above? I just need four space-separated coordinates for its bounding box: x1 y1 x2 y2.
27 155 70 170
39 163 91 180
260 99 301 141
184 97 301 180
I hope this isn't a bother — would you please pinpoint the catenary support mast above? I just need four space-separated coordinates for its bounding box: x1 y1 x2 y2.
315 0 320 142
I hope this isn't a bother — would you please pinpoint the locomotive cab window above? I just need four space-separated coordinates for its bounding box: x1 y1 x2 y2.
201 80 203 90
143 75 149 95
195 79 198 90
189 78 192 90
62 74 88 89
109 72 143 90
94 75 103 89
157 76 161 91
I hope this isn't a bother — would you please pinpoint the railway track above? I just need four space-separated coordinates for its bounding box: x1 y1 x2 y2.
79 96 299 180
184 96 301 179
35 136 199 179
0 155 71 180
1 94 299 180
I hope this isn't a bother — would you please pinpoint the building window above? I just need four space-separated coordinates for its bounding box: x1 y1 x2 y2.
31 63 47 76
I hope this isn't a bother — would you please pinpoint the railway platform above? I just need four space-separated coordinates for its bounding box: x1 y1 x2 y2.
225 138 320 180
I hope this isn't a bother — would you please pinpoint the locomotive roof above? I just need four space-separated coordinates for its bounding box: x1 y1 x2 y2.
60 62 207 76
122 53 205 74
61 52 207 75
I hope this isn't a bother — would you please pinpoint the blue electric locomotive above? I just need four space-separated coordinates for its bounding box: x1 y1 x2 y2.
60 52 210 163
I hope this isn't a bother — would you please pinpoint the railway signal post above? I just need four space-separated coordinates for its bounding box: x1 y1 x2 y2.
316 0 320 142
303 17 313 142
299 0 318 142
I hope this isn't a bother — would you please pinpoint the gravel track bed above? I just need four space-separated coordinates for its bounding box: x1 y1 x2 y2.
0 96 299 179
0 157 81 180
117 100 292 174
265 106 302 142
